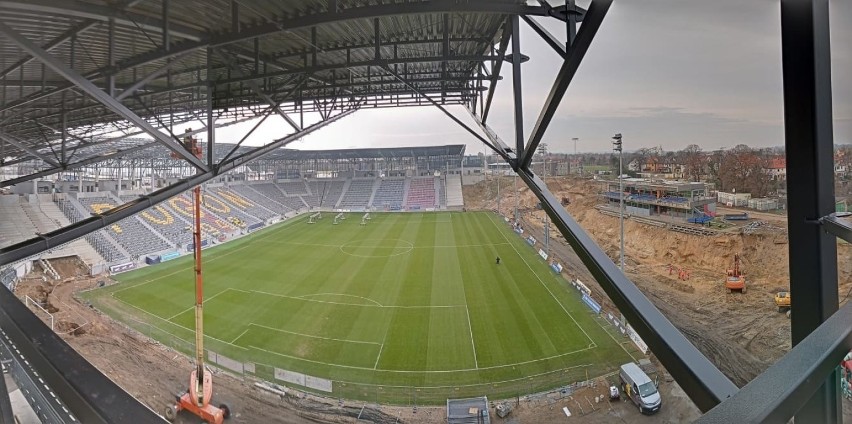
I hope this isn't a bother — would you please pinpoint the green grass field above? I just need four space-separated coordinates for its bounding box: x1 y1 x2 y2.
83 211 637 403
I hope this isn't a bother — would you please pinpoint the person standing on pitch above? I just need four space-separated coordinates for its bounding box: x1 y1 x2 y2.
496 256 501 265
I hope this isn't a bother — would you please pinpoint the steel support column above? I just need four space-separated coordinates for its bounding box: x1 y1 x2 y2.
780 0 840 422
510 15 524 162
520 0 611 169
0 21 209 171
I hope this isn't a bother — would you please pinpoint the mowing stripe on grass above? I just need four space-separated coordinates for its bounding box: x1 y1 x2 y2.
485 212 596 347
85 211 636 400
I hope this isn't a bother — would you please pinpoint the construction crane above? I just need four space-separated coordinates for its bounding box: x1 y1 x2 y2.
165 131 230 423
725 253 746 293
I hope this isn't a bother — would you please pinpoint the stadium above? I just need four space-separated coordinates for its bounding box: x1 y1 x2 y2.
0 1 849 423
5 142 640 403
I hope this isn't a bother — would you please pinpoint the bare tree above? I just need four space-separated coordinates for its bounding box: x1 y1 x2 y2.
679 144 704 182
717 144 773 196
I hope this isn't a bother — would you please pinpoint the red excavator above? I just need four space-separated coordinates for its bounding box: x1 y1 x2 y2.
725 254 746 293
165 132 230 423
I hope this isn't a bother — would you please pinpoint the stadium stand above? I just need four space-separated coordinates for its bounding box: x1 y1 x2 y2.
77 195 172 259
321 180 346 208
301 180 325 208
212 188 278 221
55 198 128 263
372 179 406 210
168 194 238 238
278 180 309 195
246 183 300 213
119 195 194 246
404 177 437 209
445 175 464 208
338 179 376 210
278 194 309 212
201 191 262 228
240 184 290 213
33 198 105 264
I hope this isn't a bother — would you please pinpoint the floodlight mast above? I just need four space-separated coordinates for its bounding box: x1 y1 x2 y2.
612 133 624 271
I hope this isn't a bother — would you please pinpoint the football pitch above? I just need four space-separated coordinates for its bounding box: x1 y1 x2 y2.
84 211 637 402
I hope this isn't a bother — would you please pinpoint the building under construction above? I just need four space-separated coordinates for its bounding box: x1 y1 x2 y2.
601 179 716 220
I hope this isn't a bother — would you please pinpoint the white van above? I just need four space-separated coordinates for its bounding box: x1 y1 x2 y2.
619 362 662 414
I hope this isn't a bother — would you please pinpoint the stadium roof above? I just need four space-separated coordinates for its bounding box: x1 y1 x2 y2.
0 0 580 175
272 144 465 160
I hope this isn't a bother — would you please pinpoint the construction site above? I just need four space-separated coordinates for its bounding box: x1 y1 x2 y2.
471 175 852 398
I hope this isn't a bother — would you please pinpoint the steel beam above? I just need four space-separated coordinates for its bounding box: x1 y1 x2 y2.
0 0 201 40
0 21 210 172
0 0 144 80
1 115 261 187
381 66 506 161
779 0 840 422
0 0 564 114
515 169 738 411
466 108 514 163
215 49 302 131
510 15 525 161
520 0 611 169
115 52 191 101
0 20 98 80
0 142 157 188
0 108 355 266
0 131 60 167
482 19 512 124
521 15 567 57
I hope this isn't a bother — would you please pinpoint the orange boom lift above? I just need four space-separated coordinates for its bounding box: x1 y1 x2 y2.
165 131 230 423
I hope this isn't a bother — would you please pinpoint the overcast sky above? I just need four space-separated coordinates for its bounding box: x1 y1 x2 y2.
212 0 851 155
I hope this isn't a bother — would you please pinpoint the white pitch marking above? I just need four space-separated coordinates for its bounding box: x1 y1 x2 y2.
486 213 596 347
249 323 381 346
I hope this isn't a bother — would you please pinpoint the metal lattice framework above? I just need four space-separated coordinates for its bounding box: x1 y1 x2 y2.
0 1 849 423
